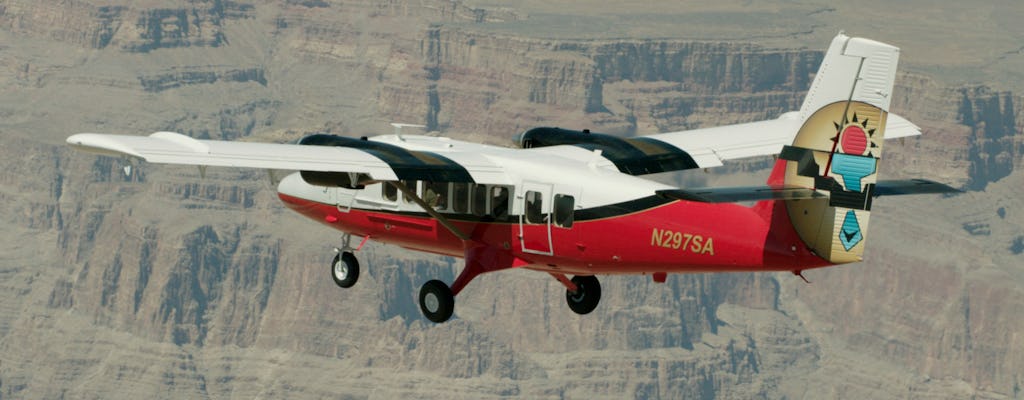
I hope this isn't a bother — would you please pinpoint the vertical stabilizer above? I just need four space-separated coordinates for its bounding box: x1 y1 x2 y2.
781 33 900 264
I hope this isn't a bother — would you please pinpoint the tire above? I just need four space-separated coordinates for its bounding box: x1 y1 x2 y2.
419 279 455 323
331 252 359 288
565 275 601 315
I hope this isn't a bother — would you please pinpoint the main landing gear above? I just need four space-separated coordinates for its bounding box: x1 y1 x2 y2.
412 273 603 324
326 234 605 324
550 273 602 315
565 275 601 315
419 280 455 323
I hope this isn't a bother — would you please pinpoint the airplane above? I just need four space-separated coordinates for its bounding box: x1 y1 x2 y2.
66 33 957 323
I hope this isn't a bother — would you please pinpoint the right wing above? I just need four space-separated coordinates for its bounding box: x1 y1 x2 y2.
517 112 920 176
643 111 921 167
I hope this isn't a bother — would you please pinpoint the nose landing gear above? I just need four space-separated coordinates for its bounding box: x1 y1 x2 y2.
329 234 370 288
331 252 359 288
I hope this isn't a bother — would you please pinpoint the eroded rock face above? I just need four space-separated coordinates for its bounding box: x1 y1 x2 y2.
0 1 1022 399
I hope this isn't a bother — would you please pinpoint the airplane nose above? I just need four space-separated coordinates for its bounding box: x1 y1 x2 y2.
276 172 307 199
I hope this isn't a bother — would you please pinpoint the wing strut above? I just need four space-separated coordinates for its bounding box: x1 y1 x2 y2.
388 181 470 241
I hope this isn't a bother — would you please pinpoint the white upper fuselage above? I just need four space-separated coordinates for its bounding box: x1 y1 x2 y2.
276 134 675 215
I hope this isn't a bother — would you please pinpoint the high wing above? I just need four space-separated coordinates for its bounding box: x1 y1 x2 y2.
517 112 920 175
66 131 512 185
644 111 921 168
68 110 920 185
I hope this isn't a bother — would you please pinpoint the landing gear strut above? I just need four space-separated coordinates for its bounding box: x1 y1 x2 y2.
331 252 359 288
565 275 601 315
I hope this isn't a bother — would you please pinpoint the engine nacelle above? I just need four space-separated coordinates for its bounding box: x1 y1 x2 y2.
515 126 699 175
515 127 600 149
299 170 368 189
297 134 373 189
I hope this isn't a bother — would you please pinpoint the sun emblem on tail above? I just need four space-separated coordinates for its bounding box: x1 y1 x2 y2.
835 113 879 156
826 113 880 193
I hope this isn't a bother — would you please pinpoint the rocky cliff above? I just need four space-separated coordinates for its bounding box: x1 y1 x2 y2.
0 0 1022 399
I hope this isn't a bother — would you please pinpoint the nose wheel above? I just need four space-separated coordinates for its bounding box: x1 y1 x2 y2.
331 251 360 288
565 275 601 315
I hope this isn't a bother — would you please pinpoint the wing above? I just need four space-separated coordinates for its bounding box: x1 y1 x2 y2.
644 111 921 168
517 112 920 175
66 131 512 185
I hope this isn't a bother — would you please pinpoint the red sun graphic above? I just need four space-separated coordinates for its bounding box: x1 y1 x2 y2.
840 125 868 155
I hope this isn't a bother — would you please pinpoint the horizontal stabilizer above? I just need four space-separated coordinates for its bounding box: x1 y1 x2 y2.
875 179 960 196
656 185 824 203
657 179 957 204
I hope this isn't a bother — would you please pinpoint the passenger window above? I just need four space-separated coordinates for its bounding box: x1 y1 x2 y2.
424 181 449 210
524 190 544 224
471 184 488 216
452 183 470 213
382 182 397 202
401 180 418 203
553 194 574 228
492 186 510 219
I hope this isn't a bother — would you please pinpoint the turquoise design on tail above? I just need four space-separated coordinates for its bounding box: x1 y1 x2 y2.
839 210 863 251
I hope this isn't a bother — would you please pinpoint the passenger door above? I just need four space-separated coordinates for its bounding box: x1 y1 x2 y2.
519 181 553 255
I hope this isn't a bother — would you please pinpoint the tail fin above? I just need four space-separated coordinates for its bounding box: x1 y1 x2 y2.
780 33 900 264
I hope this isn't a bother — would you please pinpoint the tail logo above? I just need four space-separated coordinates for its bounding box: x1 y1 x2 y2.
839 209 863 251
784 101 887 263
828 113 880 193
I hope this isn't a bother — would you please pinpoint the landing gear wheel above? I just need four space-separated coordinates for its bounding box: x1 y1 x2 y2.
565 275 601 315
330 252 359 288
419 280 455 323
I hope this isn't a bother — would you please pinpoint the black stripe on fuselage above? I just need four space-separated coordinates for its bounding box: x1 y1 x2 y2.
299 134 474 182
307 195 675 224
519 127 699 175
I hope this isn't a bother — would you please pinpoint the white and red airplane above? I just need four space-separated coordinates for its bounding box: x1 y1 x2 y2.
67 33 955 323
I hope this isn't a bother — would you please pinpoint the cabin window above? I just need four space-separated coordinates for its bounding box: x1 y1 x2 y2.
524 190 544 224
382 183 397 202
553 194 575 228
492 186 510 219
452 183 470 213
471 184 488 216
401 180 417 203
424 181 449 210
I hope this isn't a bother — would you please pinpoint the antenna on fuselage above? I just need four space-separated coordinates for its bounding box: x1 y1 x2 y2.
390 123 426 142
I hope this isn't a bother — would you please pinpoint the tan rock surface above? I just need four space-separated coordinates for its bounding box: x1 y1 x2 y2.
0 1 1022 398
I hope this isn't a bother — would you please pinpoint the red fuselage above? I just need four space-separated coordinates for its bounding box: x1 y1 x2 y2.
278 192 831 276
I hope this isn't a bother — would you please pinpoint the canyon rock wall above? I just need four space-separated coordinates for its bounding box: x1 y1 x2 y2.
0 1 1021 399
